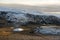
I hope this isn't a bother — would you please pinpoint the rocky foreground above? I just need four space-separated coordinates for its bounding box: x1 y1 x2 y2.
0 27 60 40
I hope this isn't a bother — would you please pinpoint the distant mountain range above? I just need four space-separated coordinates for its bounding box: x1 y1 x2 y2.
0 3 60 12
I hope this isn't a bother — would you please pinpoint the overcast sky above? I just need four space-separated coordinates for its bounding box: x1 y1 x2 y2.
0 0 60 5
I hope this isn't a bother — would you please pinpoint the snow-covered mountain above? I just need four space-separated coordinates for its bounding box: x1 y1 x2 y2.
0 7 60 33
0 7 60 26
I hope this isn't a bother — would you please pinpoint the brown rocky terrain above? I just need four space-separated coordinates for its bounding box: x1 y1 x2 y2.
0 26 60 40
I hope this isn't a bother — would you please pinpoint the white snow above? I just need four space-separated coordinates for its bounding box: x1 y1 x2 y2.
13 28 24 32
